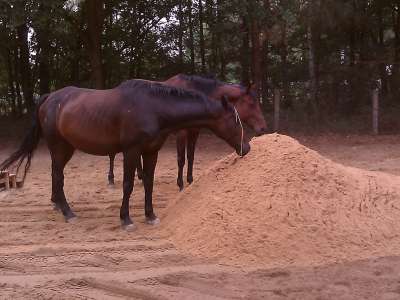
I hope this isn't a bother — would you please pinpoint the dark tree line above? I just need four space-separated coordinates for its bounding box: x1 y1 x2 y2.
1 0 400 132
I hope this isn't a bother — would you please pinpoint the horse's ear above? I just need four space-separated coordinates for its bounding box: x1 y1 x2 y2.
221 95 229 109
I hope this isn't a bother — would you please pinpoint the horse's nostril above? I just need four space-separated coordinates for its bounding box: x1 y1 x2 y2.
242 144 251 156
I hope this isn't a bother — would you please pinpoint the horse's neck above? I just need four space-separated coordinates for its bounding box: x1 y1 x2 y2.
215 85 242 100
159 99 217 131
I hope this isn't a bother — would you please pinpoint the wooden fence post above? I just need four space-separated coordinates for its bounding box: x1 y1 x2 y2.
0 171 10 190
9 174 17 189
372 88 379 135
274 88 280 132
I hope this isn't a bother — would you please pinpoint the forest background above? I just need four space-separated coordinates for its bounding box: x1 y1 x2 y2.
0 0 398 134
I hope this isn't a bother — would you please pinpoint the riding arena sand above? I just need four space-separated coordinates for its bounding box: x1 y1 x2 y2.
163 134 400 268
3 132 400 298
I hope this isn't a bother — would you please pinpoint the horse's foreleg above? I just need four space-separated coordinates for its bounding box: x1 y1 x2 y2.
50 142 76 222
142 151 159 225
108 154 115 185
176 130 187 191
186 130 200 185
120 149 139 230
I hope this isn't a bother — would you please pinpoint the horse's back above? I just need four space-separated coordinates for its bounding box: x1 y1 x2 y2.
41 86 128 155
163 74 191 90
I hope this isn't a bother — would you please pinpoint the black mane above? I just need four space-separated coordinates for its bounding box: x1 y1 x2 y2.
177 74 223 95
177 74 247 96
117 79 208 104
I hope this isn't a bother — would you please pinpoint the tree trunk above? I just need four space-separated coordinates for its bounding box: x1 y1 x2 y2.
240 17 250 84
129 46 135 78
71 9 85 86
178 0 184 69
199 0 206 74
71 34 81 86
37 4 51 95
188 0 195 73
250 12 262 95
347 0 357 114
392 5 400 99
261 0 270 109
307 18 318 117
13 48 23 116
5 48 17 116
280 20 289 107
261 39 269 110
85 0 105 89
206 0 217 73
377 6 387 97
251 20 261 85
217 0 225 80
16 23 34 112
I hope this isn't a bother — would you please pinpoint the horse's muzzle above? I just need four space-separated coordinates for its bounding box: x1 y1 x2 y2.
237 143 251 157
255 127 268 136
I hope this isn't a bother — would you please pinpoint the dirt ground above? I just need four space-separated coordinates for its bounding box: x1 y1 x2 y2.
1 133 400 299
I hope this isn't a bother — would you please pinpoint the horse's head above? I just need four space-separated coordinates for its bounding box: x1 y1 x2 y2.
209 97 251 157
219 83 267 136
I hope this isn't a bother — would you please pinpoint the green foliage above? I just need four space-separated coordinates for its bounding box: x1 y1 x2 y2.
0 0 399 133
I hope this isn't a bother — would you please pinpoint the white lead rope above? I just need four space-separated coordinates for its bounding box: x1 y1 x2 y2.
233 106 244 156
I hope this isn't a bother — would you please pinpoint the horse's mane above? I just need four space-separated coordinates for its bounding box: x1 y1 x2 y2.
177 74 223 95
117 79 208 104
177 74 247 96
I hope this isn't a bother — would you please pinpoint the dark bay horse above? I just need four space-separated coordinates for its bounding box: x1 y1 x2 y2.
0 80 250 230
107 74 267 190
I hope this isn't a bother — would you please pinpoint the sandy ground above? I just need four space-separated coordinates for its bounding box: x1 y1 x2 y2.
1 133 400 299
163 134 400 269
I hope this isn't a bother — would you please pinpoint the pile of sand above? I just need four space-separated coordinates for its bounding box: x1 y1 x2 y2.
163 134 400 267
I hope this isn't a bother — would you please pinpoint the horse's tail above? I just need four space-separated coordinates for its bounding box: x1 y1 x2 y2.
0 93 49 185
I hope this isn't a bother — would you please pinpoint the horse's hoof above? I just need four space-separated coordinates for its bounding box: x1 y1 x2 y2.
187 177 193 185
121 218 135 231
52 203 60 211
66 215 78 224
146 217 160 226
122 223 136 231
177 181 184 191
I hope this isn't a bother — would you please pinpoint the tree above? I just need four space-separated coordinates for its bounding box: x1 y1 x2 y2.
14 0 34 112
84 0 105 89
199 0 206 74
35 1 52 95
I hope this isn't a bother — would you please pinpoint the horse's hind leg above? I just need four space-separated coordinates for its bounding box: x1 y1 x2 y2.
49 141 76 222
120 149 139 230
108 154 115 185
136 156 144 180
142 151 159 225
186 130 199 185
176 130 187 191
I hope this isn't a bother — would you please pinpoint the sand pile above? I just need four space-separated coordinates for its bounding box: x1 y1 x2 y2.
163 134 400 267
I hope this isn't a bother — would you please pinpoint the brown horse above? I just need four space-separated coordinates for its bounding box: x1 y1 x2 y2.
0 80 250 230
107 74 267 190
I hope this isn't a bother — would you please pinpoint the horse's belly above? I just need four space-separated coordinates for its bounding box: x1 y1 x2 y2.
59 119 121 155
63 134 121 155
67 136 121 155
